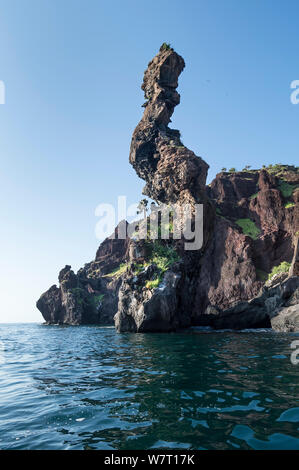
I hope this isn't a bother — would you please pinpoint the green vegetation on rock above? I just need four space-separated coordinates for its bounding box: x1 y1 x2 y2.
104 263 127 278
94 294 104 303
278 180 296 198
144 242 180 289
284 201 295 208
70 287 85 296
70 288 104 310
236 218 260 240
145 278 161 289
89 294 105 310
69 287 88 307
149 242 180 272
266 163 299 176
268 261 291 280
160 42 172 51
132 263 146 275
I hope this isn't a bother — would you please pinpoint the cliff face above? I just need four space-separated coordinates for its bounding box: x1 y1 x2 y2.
195 168 299 317
37 45 299 331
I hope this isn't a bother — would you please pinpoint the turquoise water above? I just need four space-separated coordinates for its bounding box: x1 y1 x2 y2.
0 323 298 450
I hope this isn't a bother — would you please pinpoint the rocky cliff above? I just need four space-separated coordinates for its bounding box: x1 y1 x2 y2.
37 45 299 332
37 221 130 325
196 168 298 315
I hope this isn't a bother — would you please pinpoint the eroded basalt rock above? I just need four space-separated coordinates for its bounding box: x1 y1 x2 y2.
116 45 215 332
196 168 299 317
36 222 130 325
36 285 63 324
130 45 209 206
206 276 299 332
115 46 299 333
37 46 299 332
290 235 299 277
115 262 188 332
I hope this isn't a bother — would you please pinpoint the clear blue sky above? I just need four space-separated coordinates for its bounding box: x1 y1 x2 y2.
0 0 298 322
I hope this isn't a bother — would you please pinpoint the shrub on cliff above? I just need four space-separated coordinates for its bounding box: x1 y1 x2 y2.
268 261 291 281
278 180 297 198
236 218 260 240
144 242 180 289
145 278 160 289
267 163 299 176
160 42 172 51
284 201 295 208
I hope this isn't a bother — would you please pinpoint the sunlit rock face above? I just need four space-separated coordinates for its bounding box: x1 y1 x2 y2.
116 45 214 332
116 45 299 333
129 45 209 206
37 45 299 332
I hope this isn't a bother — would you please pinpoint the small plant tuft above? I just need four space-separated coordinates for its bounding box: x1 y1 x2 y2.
278 180 297 198
145 278 161 289
149 242 180 273
143 242 180 290
236 218 260 240
104 263 127 278
160 42 172 51
268 261 291 280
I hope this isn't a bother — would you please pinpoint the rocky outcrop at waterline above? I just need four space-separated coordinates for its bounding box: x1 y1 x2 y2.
37 222 130 325
116 44 215 332
114 262 185 333
37 45 299 332
201 275 299 332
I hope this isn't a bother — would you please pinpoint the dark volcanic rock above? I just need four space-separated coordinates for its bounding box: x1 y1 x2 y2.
36 285 63 324
116 45 214 332
37 45 299 332
36 222 130 325
130 45 209 206
115 262 187 332
195 217 259 315
208 276 299 332
116 46 299 333
196 167 299 319
290 235 299 277
94 220 129 275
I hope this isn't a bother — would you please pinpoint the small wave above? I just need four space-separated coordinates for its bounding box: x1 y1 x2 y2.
190 326 277 334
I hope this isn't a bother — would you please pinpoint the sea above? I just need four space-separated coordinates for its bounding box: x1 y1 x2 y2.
0 323 298 450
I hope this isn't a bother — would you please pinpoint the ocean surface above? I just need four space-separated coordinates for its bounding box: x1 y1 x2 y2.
0 323 298 450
